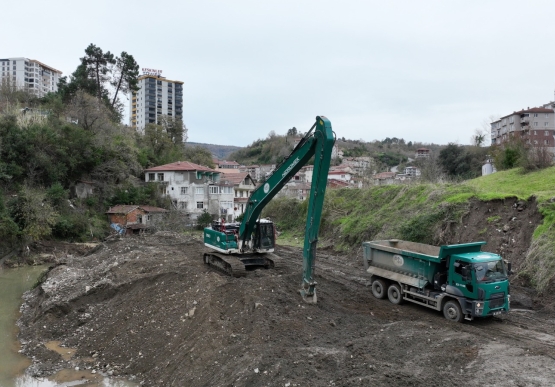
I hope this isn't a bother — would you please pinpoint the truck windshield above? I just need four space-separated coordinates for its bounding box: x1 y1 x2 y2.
473 260 507 282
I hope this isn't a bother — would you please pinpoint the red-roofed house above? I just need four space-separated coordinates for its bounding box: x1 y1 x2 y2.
144 161 234 221
221 172 256 219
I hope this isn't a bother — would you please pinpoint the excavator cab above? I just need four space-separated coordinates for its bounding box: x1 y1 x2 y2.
253 220 275 252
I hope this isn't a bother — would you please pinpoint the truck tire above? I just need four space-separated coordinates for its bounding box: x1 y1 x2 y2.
443 300 463 323
387 283 404 305
371 278 387 299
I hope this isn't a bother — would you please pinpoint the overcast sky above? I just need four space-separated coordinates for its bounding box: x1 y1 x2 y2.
5 0 555 147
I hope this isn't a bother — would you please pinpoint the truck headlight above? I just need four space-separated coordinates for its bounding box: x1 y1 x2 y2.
476 303 482 308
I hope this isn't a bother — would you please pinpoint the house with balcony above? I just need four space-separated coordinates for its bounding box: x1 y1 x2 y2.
144 161 234 221
220 172 256 220
491 107 555 149
415 148 431 158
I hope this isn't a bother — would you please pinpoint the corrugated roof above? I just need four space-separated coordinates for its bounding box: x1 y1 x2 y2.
106 205 140 214
139 206 169 213
145 161 217 173
220 172 253 185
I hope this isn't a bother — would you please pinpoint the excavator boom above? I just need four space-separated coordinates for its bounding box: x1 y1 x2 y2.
203 116 335 303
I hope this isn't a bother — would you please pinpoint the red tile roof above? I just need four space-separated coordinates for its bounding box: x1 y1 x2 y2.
500 107 554 119
145 161 217 173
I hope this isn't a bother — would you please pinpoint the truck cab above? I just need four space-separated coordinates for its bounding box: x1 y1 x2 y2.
447 253 509 318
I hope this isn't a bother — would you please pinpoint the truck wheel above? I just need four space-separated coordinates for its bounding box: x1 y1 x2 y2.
371 278 387 299
443 300 463 323
387 283 404 305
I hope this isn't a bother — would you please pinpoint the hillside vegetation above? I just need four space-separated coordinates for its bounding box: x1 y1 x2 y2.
264 167 555 293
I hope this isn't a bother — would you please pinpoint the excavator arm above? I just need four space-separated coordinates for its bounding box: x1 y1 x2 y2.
239 116 335 303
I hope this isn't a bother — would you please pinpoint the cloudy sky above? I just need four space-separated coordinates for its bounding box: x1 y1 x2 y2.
5 0 555 146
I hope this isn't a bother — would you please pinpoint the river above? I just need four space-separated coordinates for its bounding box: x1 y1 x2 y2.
0 265 137 387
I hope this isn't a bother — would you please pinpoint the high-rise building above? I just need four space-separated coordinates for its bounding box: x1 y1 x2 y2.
0 57 62 97
130 70 184 132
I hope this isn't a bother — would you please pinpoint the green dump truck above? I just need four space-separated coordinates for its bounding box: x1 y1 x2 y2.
362 240 510 322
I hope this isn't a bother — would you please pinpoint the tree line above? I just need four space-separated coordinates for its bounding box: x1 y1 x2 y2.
0 43 213 253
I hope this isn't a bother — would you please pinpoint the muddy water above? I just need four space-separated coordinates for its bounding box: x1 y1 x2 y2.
0 266 137 387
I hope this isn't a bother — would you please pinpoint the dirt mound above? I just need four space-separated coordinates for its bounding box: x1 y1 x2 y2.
17 231 555 386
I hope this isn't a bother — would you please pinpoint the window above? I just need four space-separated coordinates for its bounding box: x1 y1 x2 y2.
196 202 204 209
209 186 219 194
544 140 549 145
157 173 164 181
195 187 204 195
221 186 233 194
534 122 538 127
545 131 549 136
220 201 233 209
179 202 187 209
534 130 537 135
547 114 550 118
545 122 549 127
180 187 188 195
534 113 539 117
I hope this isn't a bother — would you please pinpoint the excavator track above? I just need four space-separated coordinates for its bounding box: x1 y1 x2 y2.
203 252 247 277
203 252 279 277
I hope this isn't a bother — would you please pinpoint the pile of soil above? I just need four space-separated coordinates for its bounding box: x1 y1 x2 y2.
17 227 555 386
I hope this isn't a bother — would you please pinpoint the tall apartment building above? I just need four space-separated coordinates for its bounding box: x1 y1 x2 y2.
0 57 62 97
129 73 184 132
490 107 555 148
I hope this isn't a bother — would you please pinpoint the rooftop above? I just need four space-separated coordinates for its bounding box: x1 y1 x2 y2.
145 161 217 173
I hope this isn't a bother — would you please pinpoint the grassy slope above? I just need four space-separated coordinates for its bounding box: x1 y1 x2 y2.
265 166 555 290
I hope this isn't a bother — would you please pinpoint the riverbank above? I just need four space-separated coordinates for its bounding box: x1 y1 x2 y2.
16 232 555 386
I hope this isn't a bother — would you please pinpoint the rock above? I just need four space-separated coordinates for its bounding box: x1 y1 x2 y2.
85 286 91 292
254 302 263 309
502 225 510 232
254 368 259 374
189 307 196 317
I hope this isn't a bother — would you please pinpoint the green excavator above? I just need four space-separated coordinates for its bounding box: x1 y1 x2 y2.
203 116 335 303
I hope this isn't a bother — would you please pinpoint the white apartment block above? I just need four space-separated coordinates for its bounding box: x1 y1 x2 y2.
144 161 235 221
490 107 555 148
0 57 62 97
130 72 184 132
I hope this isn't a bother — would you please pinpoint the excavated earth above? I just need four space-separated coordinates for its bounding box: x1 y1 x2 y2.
17 197 555 387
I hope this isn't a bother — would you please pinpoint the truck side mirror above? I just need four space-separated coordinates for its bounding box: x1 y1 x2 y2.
507 261 513 275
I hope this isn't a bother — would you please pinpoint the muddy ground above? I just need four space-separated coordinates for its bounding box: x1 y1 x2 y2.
17 197 555 386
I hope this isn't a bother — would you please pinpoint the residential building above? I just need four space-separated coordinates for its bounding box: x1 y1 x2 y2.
215 159 241 172
415 148 431 158
130 71 184 133
239 165 260 181
220 172 256 219
490 107 555 149
144 161 234 221
327 169 352 182
373 171 397 185
404 166 420 177
0 57 62 97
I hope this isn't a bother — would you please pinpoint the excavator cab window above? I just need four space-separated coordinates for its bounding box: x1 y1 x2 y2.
254 223 275 250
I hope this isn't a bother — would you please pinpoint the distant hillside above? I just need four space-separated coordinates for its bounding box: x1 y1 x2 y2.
186 142 243 160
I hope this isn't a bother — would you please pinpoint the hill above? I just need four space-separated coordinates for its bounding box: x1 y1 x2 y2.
186 142 243 160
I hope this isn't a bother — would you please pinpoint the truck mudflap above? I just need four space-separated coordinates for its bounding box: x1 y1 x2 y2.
366 266 427 288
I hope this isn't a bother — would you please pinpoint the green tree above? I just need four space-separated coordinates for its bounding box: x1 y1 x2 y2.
82 44 116 103
183 146 215 168
110 52 140 108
